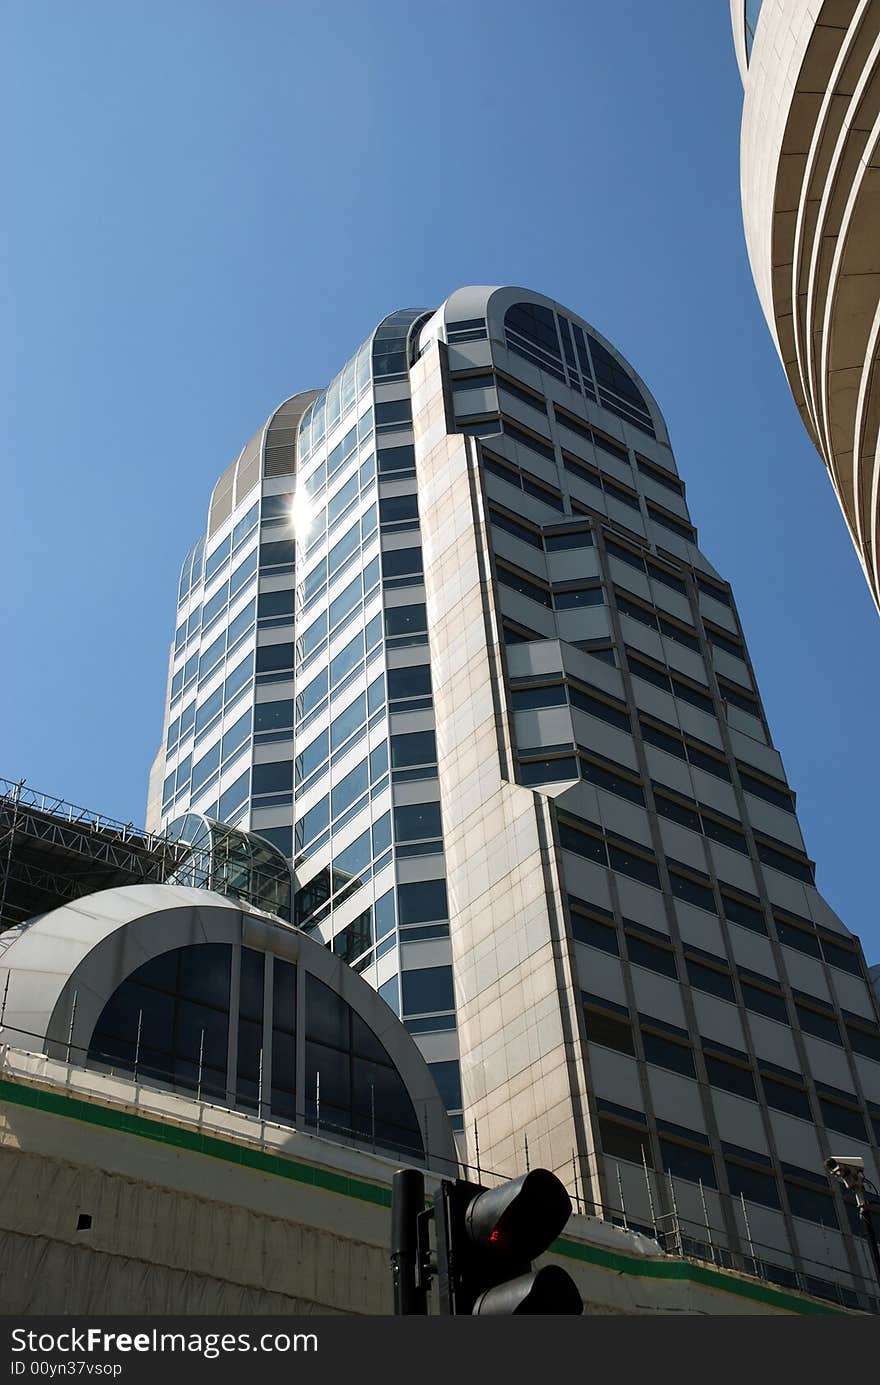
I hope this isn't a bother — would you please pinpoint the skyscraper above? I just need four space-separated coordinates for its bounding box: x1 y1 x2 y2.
731 1 880 614
148 285 880 1307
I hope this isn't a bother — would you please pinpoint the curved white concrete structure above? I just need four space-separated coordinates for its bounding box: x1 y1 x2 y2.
732 0 880 613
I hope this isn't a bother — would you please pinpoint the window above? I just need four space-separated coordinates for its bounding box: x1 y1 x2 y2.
378 444 416 475
570 686 630 731
584 1006 634 1056
725 1161 780 1209
391 730 436 769
588 333 655 436
669 871 715 914
642 1030 695 1078
640 718 687 760
511 683 567 711
297 730 328 784
333 910 372 965
686 959 735 1003
647 504 695 542
785 1181 838 1229
820 936 861 976
252 760 292 795
520 756 578 786
330 694 366 752
329 575 361 630
599 1118 652 1165
379 493 421 523
636 454 684 495
489 506 544 550
655 793 701 833
191 742 221 796
722 893 766 935
761 1074 811 1120
704 624 745 660
558 818 606 864
673 679 714 715
776 918 822 959
89 943 232 1102
659 1138 716 1187
256 643 293 675
294 798 328 854
397 879 448 925
402 966 455 1015
496 563 552 608
384 602 427 641
702 817 747 853
626 932 677 978
741 982 787 1025
795 1003 840 1046
388 664 432 703
447 317 487 343
739 769 793 813
382 546 423 581
720 681 761 717
845 1023 880 1061
504 301 564 378
545 527 592 551
756 841 814 884
260 537 295 568
609 847 660 889
819 1097 867 1142
255 699 294 735
706 1055 756 1100
571 911 619 954
330 757 369 818
375 399 412 428
554 585 603 610
502 418 555 463
499 376 546 414
429 1059 462 1112
580 758 644 804
394 801 442 843
452 371 495 393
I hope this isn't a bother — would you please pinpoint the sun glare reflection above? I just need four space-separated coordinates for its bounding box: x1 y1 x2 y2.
291 487 313 544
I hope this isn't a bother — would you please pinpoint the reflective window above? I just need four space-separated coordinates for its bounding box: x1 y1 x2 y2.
402 966 455 1016
398 879 448 925
394 801 442 842
89 944 232 1099
304 972 422 1154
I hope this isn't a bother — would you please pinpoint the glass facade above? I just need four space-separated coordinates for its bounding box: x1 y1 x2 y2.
88 941 424 1157
153 314 463 1135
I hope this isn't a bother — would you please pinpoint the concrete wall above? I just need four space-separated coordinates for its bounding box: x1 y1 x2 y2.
0 1049 843 1316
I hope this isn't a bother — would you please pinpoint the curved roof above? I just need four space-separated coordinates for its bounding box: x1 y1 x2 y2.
418 285 669 445
0 882 457 1166
206 389 320 539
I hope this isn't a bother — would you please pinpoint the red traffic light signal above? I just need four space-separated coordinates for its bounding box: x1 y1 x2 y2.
435 1169 583 1315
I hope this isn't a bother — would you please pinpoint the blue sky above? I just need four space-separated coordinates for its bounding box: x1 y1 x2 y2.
2 2 878 960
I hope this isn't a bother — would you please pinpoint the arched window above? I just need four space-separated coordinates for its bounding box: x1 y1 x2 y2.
586 334 655 436
88 943 424 1158
503 300 655 436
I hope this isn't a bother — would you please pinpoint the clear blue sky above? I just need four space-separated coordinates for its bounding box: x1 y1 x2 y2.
2 2 878 960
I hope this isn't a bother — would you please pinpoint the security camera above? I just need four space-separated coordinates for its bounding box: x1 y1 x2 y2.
826 1155 865 1189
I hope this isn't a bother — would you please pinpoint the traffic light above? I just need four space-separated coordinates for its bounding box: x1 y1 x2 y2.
434 1169 583 1315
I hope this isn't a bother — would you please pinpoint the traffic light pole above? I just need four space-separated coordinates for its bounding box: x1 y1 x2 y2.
391 1168 429 1315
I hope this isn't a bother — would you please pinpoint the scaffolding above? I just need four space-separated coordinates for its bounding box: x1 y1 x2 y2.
0 777 291 932
0 777 179 932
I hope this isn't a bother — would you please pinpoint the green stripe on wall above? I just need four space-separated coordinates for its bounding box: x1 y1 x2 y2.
0 1074 845 1315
